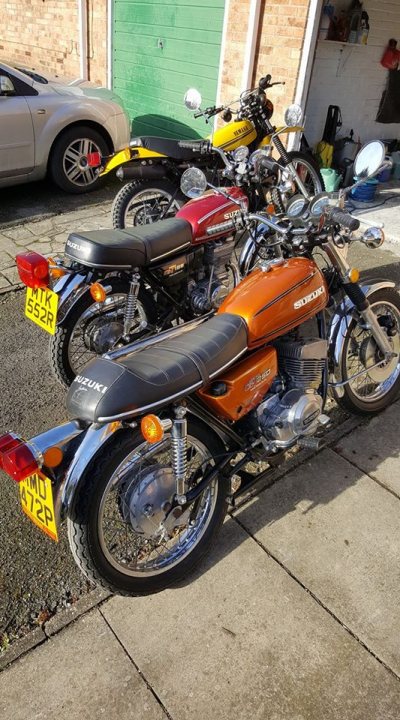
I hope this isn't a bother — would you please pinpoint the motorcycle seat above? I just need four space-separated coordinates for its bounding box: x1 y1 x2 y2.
65 217 192 269
138 136 203 161
66 313 248 423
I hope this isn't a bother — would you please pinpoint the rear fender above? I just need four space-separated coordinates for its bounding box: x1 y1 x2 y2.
100 146 167 176
53 272 90 325
60 420 126 520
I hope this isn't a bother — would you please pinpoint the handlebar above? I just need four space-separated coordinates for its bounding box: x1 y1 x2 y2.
178 140 211 154
328 207 360 232
206 219 237 236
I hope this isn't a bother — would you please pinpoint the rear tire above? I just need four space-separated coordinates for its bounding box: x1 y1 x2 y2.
49 278 157 387
112 179 186 229
67 421 229 595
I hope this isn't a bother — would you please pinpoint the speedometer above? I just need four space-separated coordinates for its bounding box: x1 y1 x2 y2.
309 193 330 217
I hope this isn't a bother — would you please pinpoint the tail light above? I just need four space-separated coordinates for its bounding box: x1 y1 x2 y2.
87 152 101 167
0 433 40 482
16 252 49 289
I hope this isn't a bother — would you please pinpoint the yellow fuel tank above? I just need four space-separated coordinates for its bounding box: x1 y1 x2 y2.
211 119 257 152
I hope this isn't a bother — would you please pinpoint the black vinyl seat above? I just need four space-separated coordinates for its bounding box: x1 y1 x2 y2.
65 217 192 269
138 136 203 161
66 314 248 423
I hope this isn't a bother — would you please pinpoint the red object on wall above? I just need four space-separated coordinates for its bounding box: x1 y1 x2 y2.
381 39 400 70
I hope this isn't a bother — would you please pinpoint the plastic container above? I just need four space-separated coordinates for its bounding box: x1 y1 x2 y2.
321 168 341 191
350 178 378 202
391 151 400 180
377 166 392 183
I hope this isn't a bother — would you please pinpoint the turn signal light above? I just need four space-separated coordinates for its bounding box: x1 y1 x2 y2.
43 446 64 468
16 252 49 289
141 415 164 444
348 268 360 283
47 257 67 281
1 442 39 483
90 282 107 303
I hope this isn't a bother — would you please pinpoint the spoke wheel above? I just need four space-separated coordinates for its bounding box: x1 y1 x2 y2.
67 422 229 595
279 150 323 201
112 179 185 229
49 279 157 387
334 288 400 414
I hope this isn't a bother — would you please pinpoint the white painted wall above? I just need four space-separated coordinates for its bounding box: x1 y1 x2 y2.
304 0 400 147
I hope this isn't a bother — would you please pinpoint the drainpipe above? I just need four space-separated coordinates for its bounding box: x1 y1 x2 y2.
69 0 88 85
241 0 262 92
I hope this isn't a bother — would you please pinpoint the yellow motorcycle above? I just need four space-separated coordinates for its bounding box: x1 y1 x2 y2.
97 75 323 228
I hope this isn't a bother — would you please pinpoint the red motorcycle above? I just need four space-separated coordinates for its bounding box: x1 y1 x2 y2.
16 143 278 387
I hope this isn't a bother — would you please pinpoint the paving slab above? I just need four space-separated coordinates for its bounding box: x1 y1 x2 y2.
102 519 400 720
236 447 400 675
334 400 400 496
0 609 167 720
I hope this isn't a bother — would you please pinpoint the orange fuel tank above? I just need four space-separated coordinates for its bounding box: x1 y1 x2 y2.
218 258 328 348
198 345 277 421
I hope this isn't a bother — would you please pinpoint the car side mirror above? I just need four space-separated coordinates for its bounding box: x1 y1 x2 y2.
0 76 15 96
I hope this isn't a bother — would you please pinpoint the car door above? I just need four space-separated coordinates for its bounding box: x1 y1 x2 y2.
0 69 35 177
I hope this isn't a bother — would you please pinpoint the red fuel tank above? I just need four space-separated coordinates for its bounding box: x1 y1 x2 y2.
176 187 248 244
218 258 329 348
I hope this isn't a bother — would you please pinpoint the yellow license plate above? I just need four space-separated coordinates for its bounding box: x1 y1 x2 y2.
25 286 58 334
19 471 58 541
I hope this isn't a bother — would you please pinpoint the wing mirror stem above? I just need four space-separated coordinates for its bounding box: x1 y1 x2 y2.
339 160 392 201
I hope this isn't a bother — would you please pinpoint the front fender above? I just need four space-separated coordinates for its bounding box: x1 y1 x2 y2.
53 272 89 325
328 279 396 393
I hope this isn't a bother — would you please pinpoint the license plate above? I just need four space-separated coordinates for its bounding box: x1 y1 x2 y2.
19 471 58 541
25 286 58 335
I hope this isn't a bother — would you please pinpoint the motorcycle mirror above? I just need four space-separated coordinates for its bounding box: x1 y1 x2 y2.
354 141 385 178
180 167 208 198
184 88 202 111
284 104 303 127
361 227 385 249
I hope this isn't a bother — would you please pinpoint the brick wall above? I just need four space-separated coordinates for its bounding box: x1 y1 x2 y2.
304 0 400 146
1 0 107 84
218 0 310 126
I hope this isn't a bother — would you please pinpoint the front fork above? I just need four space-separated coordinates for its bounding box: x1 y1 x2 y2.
324 238 395 357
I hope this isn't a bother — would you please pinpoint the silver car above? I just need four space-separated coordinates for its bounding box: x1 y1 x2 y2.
0 61 131 193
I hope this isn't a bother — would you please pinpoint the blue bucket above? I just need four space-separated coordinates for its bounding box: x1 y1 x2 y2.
350 178 378 202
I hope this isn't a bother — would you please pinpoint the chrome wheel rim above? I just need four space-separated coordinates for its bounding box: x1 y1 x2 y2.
124 188 181 226
98 436 217 577
63 137 102 187
344 301 400 402
284 158 322 197
67 292 147 375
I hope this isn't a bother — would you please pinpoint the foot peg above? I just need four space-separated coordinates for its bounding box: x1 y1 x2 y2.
298 436 322 450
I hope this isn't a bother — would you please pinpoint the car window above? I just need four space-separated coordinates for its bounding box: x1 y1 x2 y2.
0 68 38 97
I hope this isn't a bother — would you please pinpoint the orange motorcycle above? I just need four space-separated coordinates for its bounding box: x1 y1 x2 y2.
1 142 399 596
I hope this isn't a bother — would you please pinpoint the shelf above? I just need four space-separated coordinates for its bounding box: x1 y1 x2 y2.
319 39 367 47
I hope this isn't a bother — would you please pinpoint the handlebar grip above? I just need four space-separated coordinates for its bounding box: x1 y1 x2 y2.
330 208 360 232
193 110 203 119
206 219 237 236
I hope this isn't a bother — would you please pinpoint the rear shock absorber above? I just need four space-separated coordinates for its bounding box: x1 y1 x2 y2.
123 272 140 339
172 405 188 504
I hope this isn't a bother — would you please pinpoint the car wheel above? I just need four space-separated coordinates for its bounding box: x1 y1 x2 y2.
50 125 109 193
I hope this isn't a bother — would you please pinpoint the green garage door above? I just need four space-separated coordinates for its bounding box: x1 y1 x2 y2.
112 0 225 139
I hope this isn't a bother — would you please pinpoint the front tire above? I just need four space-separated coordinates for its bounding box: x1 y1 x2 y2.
279 150 323 199
112 179 186 229
49 278 157 387
334 287 400 414
67 422 229 595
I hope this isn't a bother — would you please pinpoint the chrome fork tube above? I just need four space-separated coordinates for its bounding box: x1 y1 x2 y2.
123 271 141 339
171 405 188 504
